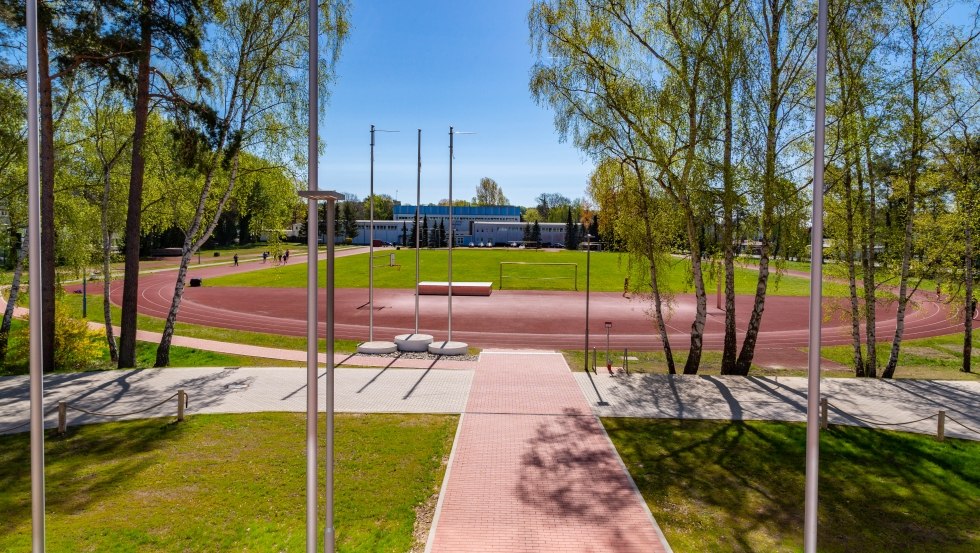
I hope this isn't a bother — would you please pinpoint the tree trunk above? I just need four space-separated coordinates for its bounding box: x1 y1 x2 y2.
38 13 55 373
844 166 865 376
0 233 29 363
634 164 675 374
155 154 239 367
964 216 973 373
101 168 117 362
883 9 921 379
118 0 153 368
720 75 738 375
684 204 708 375
860 130 877 377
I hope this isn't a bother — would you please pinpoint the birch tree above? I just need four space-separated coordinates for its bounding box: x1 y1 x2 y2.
153 0 348 367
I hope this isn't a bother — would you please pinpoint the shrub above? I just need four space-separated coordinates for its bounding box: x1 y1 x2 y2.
10 305 105 371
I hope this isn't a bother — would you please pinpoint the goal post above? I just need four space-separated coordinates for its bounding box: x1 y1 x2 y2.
498 262 578 291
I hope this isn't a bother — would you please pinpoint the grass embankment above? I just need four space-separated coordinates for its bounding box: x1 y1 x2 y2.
605 419 980 552
820 332 980 380
563 349 766 375
204 249 849 297
0 413 457 552
565 332 980 380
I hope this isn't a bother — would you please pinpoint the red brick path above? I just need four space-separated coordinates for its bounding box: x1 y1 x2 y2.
427 352 670 553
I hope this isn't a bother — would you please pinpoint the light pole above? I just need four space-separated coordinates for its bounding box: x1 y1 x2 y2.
299 190 341 553
26 0 46 549
394 130 433 352
358 125 397 355
804 0 829 551
584 232 592 373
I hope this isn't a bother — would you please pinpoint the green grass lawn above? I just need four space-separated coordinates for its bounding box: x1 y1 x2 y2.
605 418 980 552
563 349 768 375
0 412 457 552
565 333 979 380
820 332 980 380
204 249 849 296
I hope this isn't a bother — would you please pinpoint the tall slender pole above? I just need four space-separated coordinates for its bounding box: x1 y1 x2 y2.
448 126 454 341
414 129 421 334
26 0 46 549
306 0 318 550
369 125 375 342
584 232 591 372
804 0 828 551
325 197 336 553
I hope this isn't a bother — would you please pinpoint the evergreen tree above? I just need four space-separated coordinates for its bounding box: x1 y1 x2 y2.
564 210 577 250
421 215 429 248
342 202 359 240
401 221 408 246
532 220 542 246
523 222 532 243
439 220 447 247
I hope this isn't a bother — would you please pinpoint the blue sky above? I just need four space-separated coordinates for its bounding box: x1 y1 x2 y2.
319 1 592 207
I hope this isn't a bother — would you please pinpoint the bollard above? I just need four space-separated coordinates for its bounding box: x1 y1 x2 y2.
177 389 186 422
937 410 945 442
820 398 828 429
624 348 629 375
58 402 67 434
592 348 597 374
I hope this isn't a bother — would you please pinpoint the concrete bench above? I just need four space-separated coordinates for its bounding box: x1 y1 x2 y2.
418 281 493 296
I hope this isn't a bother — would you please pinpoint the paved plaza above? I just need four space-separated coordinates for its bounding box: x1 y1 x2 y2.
3 349 980 552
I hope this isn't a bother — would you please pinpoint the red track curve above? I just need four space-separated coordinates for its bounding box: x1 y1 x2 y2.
79 255 966 369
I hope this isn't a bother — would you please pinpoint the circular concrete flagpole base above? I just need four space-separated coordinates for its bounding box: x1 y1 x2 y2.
356 341 398 354
394 333 434 352
428 340 468 356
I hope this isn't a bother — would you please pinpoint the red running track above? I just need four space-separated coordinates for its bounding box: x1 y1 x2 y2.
83 256 965 369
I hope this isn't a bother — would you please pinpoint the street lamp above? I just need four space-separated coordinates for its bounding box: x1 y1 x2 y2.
358 124 398 355
804 0 830 551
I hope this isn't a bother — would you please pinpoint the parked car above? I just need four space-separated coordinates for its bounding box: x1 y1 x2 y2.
468 242 475 247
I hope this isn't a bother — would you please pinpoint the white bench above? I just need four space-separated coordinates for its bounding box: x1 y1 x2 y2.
418 281 493 296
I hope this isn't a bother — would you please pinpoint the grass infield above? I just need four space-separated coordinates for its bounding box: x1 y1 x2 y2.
0 413 457 552
605 418 980 553
203 249 850 296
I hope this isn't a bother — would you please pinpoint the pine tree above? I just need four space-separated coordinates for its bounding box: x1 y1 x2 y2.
564 210 577 250
532 220 542 246
523 222 532 243
401 221 408 246
421 216 429 248
439 220 447 247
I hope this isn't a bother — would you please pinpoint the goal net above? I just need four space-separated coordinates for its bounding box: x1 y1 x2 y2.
498 262 578 291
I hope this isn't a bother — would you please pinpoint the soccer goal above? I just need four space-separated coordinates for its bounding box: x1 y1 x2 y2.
498 262 578 291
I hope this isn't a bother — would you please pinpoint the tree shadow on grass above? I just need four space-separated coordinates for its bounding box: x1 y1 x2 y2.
606 418 980 553
0 417 186 541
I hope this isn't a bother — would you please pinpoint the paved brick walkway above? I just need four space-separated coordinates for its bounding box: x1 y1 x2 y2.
426 351 670 553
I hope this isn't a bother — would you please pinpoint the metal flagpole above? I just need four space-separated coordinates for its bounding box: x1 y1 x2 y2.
448 127 454 340
306 0 318 550
369 125 374 342
26 0 46 549
366 126 397 346
804 0 829 550
415 129 421 334
324 195 336 553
